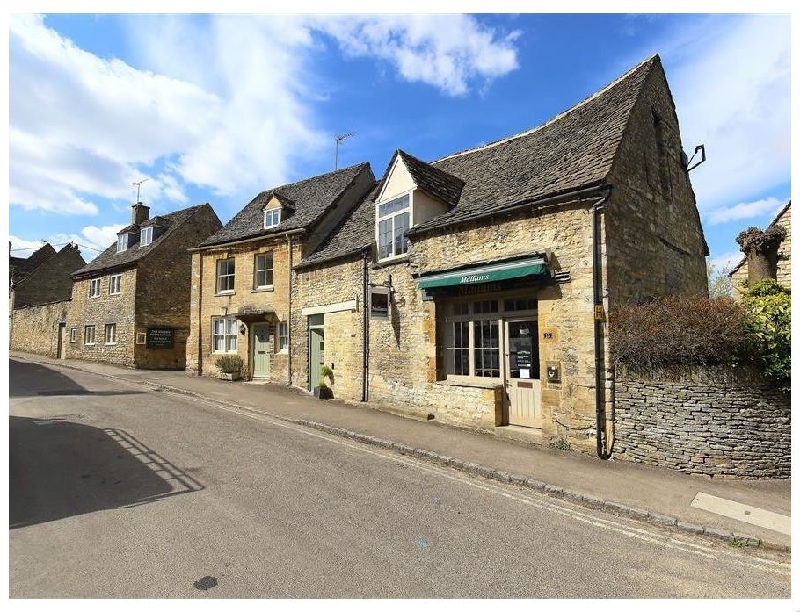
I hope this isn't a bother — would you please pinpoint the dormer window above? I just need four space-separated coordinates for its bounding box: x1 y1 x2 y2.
377 194 410 260
117 234 128 252
140 226 153 247
264 208 281 229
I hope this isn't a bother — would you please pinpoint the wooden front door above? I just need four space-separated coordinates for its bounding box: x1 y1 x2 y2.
57 323 66 359
252 323 272 379
309 327 325 390
505 319 541 427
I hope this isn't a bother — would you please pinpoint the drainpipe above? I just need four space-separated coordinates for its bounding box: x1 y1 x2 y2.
361 250 369 402
197 254 203 375
287 235 293 385
592 185 613 459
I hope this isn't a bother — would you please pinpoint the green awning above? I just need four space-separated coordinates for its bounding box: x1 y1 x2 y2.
416 256 547 290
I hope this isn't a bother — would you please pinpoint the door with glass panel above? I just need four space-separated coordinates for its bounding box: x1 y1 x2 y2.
252 323 272 379
504 319 541 427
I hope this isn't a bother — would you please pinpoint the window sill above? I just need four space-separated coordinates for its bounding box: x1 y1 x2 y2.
109 292 121 296
215 291 235 297
252 286 274 293
436 378 502 389
105 342 117 346
373 254 410 268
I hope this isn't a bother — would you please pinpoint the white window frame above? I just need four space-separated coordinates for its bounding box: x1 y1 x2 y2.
104 323 117 345
216 258 235 294
70 328 77 343
140 226 153 247
89 278 101 298
109 274 122 295
264 208 281 229
212 316 238 353
278 321 288 352
84 325 96 346
375 192 411 261
117 234 128 252
254 253 274 289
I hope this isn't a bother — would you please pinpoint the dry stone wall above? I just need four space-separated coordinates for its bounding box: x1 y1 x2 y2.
10 301 70 358
613 366 790 478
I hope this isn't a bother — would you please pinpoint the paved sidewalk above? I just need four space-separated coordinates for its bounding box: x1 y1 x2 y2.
11 352 791 551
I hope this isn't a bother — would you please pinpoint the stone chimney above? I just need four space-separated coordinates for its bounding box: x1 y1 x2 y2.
736 225 786 286
132 202 150 225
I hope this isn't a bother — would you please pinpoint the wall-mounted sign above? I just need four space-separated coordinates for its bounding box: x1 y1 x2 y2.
541 328 558 343
147 327 175 349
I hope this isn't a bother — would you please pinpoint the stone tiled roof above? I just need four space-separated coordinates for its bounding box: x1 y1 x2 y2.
199 163 372 248
10 243 56 285
395 149 464 207
295 182 381 269
407 55 660 235
73 203 216 278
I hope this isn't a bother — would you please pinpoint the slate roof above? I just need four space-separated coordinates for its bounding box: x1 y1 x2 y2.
405 55 660 235
394 149 464 207
295 183 381 270
10 243 56 285
198 163 372 248
73 203 216 278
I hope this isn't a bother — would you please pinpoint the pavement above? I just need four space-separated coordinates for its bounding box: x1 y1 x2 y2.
11 351 791 552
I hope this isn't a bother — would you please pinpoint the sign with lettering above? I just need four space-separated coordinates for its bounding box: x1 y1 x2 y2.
147 327 175 349
516 349 532 368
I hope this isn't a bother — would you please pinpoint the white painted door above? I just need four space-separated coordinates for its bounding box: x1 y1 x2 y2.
252 324 272 378
505 319 541 427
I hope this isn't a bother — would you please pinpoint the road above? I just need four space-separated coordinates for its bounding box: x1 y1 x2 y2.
9 358 791 598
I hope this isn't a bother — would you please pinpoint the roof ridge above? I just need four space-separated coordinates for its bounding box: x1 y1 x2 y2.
254 161 370 199
434 54 659 164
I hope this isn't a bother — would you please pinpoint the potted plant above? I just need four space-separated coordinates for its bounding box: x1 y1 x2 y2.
215 354 243 381
313 364 334 399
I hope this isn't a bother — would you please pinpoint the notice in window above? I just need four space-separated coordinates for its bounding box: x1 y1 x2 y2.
519 368 531 379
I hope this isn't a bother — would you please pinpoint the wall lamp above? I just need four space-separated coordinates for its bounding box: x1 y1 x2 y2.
239 323 246 335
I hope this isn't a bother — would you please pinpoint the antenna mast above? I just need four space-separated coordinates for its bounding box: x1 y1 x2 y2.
132 178 149 202
334 132 354 170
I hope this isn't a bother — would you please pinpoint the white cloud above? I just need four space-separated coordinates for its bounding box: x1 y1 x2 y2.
708 251 743 272
665 15 790 214
10 224 120 263
311 15 520 96
705 197 785 226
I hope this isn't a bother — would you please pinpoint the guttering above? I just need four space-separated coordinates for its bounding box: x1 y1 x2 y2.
287 234 294 385
406 182 607 239
592 185 613 459
188 228 306 253
361 251 370 402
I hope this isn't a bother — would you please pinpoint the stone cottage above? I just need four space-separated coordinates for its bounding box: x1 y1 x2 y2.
10 242 86 358
185 163 375 380
67 202 222 369
291 54 709 454
729 200 791 298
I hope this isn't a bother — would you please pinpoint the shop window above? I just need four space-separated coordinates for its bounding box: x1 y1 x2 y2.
370 287 390 319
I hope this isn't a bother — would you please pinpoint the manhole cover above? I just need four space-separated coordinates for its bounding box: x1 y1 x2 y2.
193 576 217 591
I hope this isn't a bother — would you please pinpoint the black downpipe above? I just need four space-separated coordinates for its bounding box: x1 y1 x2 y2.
361 251 369 402
592 187 612 459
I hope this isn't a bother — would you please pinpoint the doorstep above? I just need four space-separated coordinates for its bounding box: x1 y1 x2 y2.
494 424 545 446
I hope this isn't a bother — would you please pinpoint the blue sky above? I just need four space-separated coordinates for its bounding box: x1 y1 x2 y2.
7 12 792 273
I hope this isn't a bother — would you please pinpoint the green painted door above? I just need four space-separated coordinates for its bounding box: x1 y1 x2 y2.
252 323 272 378
309 328 325 390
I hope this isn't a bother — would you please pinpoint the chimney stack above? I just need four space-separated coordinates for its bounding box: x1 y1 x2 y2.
132 202 150 225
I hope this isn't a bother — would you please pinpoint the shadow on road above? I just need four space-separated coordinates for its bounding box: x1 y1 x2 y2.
10 415 204 529
9 359 145 398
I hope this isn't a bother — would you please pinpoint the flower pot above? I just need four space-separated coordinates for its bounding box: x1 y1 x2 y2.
219 371 241 381
313 385 333 399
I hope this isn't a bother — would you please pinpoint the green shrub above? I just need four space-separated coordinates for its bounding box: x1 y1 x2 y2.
214 354 243 373
741 280 790 392
319 364 334 387
609 295 748 368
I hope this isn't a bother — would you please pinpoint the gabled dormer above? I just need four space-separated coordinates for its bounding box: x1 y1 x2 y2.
374 150 464 262
139 216 167 247
116 224 140 252
263 192 295 229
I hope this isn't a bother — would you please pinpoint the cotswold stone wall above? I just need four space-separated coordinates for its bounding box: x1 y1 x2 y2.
10 301 70 358
613 366 790 478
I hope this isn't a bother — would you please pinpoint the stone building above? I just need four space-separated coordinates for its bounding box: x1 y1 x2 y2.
291 54 709 454
10 242 86 358
729 200 791 298
185 163 375 380
67 202 222 369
